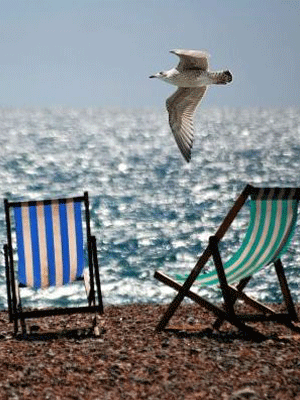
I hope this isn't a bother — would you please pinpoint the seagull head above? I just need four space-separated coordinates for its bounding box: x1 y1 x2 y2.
149 71 167 80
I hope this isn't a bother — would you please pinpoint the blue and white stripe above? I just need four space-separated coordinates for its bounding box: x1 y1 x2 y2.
13 199 84 289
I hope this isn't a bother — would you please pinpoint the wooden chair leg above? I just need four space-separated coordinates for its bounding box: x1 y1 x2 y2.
209 236 235 317
274 259 298 321
20 316 26 334
4 245 13 323
91 236 104 314
155 245 214 332
17 287 26 335
213 276 252 330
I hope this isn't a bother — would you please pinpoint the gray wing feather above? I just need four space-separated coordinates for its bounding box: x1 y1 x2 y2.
166 86 206 162
170 49 209 72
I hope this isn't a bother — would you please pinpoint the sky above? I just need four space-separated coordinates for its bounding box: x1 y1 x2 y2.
0 0 299 109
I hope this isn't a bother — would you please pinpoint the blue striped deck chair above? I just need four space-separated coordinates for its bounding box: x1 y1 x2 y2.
155 185 300 339
4 192 103 334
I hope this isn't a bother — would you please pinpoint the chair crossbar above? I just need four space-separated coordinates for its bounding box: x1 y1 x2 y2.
236 313 291 322
16 305 102 320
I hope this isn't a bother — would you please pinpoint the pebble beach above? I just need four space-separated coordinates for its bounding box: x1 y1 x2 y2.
1 303 300 399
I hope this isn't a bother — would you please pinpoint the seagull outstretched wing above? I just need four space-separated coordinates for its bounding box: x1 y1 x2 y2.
166 86 206 162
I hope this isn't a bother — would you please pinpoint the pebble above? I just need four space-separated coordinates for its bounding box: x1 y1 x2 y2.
230 387 262 400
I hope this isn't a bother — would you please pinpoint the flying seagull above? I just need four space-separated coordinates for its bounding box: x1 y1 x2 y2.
149 49 232 162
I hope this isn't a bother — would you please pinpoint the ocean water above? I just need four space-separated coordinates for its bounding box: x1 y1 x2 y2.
0 107 300 310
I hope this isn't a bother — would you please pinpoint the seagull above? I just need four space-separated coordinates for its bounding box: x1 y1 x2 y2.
149 49 232 162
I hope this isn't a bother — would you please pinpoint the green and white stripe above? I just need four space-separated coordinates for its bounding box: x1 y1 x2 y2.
177 188 299 286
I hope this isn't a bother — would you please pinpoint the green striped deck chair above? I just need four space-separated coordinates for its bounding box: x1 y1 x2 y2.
155 185 300 339
4 192 103 335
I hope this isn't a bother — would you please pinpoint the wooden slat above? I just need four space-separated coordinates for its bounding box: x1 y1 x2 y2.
227 286 276 315
14 305 102 320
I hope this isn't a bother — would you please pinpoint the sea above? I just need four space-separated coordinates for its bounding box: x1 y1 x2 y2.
0 106 300 310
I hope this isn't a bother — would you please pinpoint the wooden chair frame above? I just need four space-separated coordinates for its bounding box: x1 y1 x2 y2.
4 192 103 334
155 184 300 340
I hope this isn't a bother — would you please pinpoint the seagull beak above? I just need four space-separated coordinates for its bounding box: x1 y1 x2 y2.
149 75 156 78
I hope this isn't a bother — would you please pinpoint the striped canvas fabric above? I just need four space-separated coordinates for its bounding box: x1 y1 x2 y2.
13 198 85 289
177 188 299 286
